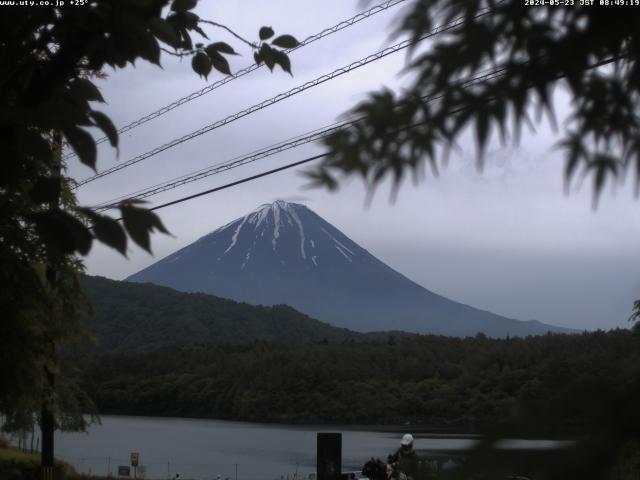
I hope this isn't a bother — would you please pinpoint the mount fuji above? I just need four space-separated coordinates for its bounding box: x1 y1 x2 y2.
127 200 570 337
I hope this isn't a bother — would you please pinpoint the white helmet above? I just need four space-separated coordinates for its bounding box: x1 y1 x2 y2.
400 433 414 447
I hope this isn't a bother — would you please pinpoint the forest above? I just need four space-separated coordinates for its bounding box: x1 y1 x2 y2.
83 275 372 350
78 328 640 431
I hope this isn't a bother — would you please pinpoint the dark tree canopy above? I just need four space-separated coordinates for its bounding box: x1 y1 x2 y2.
79 329 640 478
311 0 640 206
0 0 297 260
0 0 297 430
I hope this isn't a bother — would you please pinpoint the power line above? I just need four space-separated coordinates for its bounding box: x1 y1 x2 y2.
92 67 508 211
99 70 510 216
92 120 350 210
107 68 542 217
62 0 408 162
147 153 328 213
73 37 430 188
75 8 493 189
96 55 624 217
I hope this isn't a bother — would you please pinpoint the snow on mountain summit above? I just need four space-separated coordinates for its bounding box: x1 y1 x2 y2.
197 200 358 271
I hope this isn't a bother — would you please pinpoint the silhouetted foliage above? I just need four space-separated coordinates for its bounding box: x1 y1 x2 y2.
302 6 640 475
0 0 297 432
310 0 640 206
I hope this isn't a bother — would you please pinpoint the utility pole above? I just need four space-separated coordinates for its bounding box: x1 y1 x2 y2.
40 369 55 480
40 131 62 480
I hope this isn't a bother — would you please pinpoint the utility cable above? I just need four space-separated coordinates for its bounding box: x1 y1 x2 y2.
62 0 409 162
148 153 328 213
92 66 507 211
75 7 493 188
92 120 350 210
99 56 626 216
103 72 512 216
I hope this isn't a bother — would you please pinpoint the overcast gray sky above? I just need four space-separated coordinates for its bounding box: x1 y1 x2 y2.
70 0 640 331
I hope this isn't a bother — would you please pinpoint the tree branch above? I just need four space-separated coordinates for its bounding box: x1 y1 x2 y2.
198 20 256 49
160 46 194 58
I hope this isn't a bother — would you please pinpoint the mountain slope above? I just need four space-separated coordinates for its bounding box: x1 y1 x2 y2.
83 275 363 351
127 201 572 337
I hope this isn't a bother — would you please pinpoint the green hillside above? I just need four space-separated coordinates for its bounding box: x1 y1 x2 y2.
79 329 640 428
83 275 364 351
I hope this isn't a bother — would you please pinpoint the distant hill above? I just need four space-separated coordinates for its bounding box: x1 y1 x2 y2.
127 200 574 337
79 329 640 426
83 275 365 351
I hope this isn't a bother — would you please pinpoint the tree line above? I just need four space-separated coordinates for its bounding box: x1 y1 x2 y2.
77 328 640 431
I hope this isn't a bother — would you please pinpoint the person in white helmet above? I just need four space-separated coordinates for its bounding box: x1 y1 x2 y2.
400 434 415 456
389 434 416 461
388 434 419 479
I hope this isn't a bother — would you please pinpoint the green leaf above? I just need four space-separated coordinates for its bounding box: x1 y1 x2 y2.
68 78 104 103
182 11 199 29
30 176 61 204
32 210 93 256
272 49 292 75
629 300 640 323
171 0 197 11
63 126 96 170
179 26 193 50
205 41 238 56
259 26 274 40
254 51 263 66
90 111 118 148
589 154 619 206
121 204 170 253
148 17 181 47
136 30 161 65
475 110 490 162
191 51 212 79
17 129 53 166
260 44 275 71
168 11 199 32
271 34 300 49
79 208 127 256
193 24 209 39
207 50 231 75
560 133 585 191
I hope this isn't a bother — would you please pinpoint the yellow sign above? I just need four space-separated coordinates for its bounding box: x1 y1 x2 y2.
131 452 139 467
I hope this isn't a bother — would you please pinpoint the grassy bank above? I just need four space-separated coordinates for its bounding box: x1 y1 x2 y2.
0 448 75 480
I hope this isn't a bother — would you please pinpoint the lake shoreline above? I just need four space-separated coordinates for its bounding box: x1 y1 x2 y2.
55 415 575 479
86 411 477 434
84 413 574 440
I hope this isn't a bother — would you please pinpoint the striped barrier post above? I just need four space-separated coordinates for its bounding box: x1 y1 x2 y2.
41 465 54 480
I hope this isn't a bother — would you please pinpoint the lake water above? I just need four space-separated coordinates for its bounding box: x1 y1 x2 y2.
54 416 478 480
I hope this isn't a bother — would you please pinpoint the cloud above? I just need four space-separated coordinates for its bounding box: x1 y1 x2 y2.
75 0 638 332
